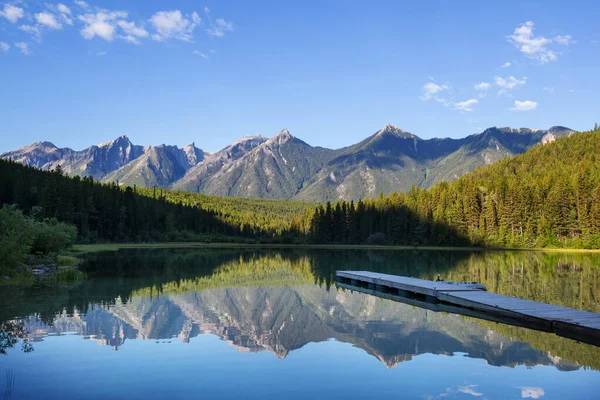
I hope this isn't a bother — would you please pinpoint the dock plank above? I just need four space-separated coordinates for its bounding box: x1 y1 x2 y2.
337 271 482 297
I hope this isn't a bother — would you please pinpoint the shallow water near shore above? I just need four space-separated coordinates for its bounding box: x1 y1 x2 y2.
1 248 600 399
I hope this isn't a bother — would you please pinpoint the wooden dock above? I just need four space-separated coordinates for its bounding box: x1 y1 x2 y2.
336 271 600 346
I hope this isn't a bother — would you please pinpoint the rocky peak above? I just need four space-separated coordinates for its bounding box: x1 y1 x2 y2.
183 142 204 166
497 127 539 135
380 123 403 134
548 126 573 133
268 129 295 145
98 135 132 148
374 123 416 140
31 141 58 149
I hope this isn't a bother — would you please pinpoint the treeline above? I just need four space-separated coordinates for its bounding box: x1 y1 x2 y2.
0 159 263 244
2 129 600 250
306 129 600 248
135 188 315 237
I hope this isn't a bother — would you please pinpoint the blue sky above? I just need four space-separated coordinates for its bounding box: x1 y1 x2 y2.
1 0 598 153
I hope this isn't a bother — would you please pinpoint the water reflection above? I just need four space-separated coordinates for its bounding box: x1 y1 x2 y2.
2 248 599 372
14 284 586 370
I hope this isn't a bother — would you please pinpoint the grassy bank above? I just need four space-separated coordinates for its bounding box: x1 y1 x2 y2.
72 242 600 254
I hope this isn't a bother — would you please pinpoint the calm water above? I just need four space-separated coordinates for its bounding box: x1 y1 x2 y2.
1 248 600 399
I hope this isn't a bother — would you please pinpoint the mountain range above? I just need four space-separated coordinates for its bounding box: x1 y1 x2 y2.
1 124 575 201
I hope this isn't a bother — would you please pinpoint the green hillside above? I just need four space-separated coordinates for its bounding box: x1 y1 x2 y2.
308 129 600 249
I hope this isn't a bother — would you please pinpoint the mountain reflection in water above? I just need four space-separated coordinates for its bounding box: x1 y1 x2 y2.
3 248 600 372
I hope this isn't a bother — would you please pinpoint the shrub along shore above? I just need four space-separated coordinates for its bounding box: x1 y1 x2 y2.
0 205 84 282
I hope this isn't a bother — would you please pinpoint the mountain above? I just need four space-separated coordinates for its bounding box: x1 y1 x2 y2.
0 135 146 180
295 124 461 201
174 129 336 199
172 135 268 193
102 143 208 188
296 124 574 201
1 125 575 201
421 126 575 187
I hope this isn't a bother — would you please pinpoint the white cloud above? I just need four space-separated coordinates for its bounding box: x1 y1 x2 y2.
455 99 478 112
117 20 149 39
204 7 210 13
421 81 448 100
521 387 545 399
0 41 9 52
507 21 574 63
149 10 198 41
474 82 491 91
36 12 63 30
193 50 209 58
542 87 555 93
192 12 201 24
1 4 233 49
20 24 42 40
554 35 574 45
458 385 483 397
495 76 527 94
51 4 74 25
74 1 90 11
510 100 537 111
0 4 24 23
206 18 233 37
121 35 141 45
96 50 107 56
14 42 31 55
78 11 128 41
57 4 71 15
501 61 511 68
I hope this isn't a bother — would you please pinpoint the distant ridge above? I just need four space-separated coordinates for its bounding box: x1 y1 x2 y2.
1 124 575 201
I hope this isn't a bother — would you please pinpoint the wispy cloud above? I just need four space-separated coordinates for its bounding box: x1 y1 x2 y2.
193 50 209 59
20 24 42 41
0 41 10 53
74 1 91 11
510 100 537 111
206 18 233 38
117 20 149 43
474 82 491 91
554 35 574 45
507 21 574 63
495 75 527 94
542 87 555 93
57 4 72 15
501 61 511 68
14 42 31 55
421 80 448 100
455 99 478 112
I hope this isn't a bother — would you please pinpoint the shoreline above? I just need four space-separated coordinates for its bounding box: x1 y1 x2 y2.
72 242 600 254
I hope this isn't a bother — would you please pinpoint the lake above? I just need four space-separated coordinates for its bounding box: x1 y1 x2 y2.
1 248 600 399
